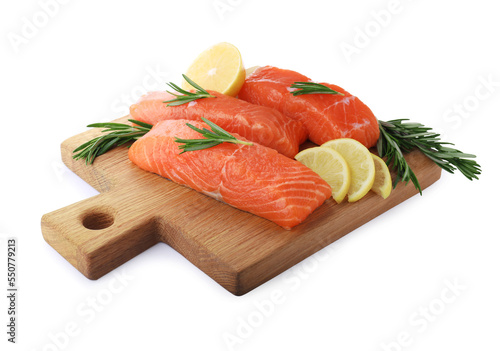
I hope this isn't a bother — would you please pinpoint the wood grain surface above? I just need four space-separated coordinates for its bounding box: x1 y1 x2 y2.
41 117 442 295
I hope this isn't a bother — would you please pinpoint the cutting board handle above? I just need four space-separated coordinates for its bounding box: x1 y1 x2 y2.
42 188 160 279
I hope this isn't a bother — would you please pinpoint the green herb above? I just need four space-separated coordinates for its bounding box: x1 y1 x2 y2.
73 117 252 164
290 82 345 96
72 119 153 164
163 74 215 106
176 117 253 154
377 119 481 194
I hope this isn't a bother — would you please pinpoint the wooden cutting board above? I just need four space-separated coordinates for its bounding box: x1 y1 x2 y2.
42 117 442 295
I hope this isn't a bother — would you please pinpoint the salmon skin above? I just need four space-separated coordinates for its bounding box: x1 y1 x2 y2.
238 66 380 148
130 90 307 158
128 120 331 229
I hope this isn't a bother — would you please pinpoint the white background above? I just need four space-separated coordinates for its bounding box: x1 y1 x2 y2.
1 0 499 350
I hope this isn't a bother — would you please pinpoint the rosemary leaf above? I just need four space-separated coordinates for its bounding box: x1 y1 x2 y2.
290 82 345 96
176 117 253 154
163 74 215 106
377 119 481 193
73 117 253 163
72 119 152 165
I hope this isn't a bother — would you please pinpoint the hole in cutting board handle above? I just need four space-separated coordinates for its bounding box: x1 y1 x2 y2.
81 208 115 230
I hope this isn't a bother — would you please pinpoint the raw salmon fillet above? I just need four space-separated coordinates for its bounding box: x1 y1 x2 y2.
128 120 331 229
130 90 307 158
238 66 380 148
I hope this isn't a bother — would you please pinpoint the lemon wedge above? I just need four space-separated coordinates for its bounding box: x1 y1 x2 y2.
295 147 351 204
182 42 246 97
371 154 392 199
322 139 375 202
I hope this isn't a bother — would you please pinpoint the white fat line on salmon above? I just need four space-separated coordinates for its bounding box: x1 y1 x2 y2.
235 180 331 196
247 78 285 85
200 148 240 201
339 0 415 64
347 120 372 131
323 96 356 114
221 193 326 210
253 203 316 217
7 0 72 54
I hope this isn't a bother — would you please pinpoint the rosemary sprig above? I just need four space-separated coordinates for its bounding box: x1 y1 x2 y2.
73 117 252 164
73 119 153 164
290 82 345 96
377 119 481 194
176 117 253 154
163 74 215 106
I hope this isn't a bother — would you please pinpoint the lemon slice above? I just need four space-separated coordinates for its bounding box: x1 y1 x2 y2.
182 42 246 97
322 139 375 202
371 154 392 199
295 147 351 204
